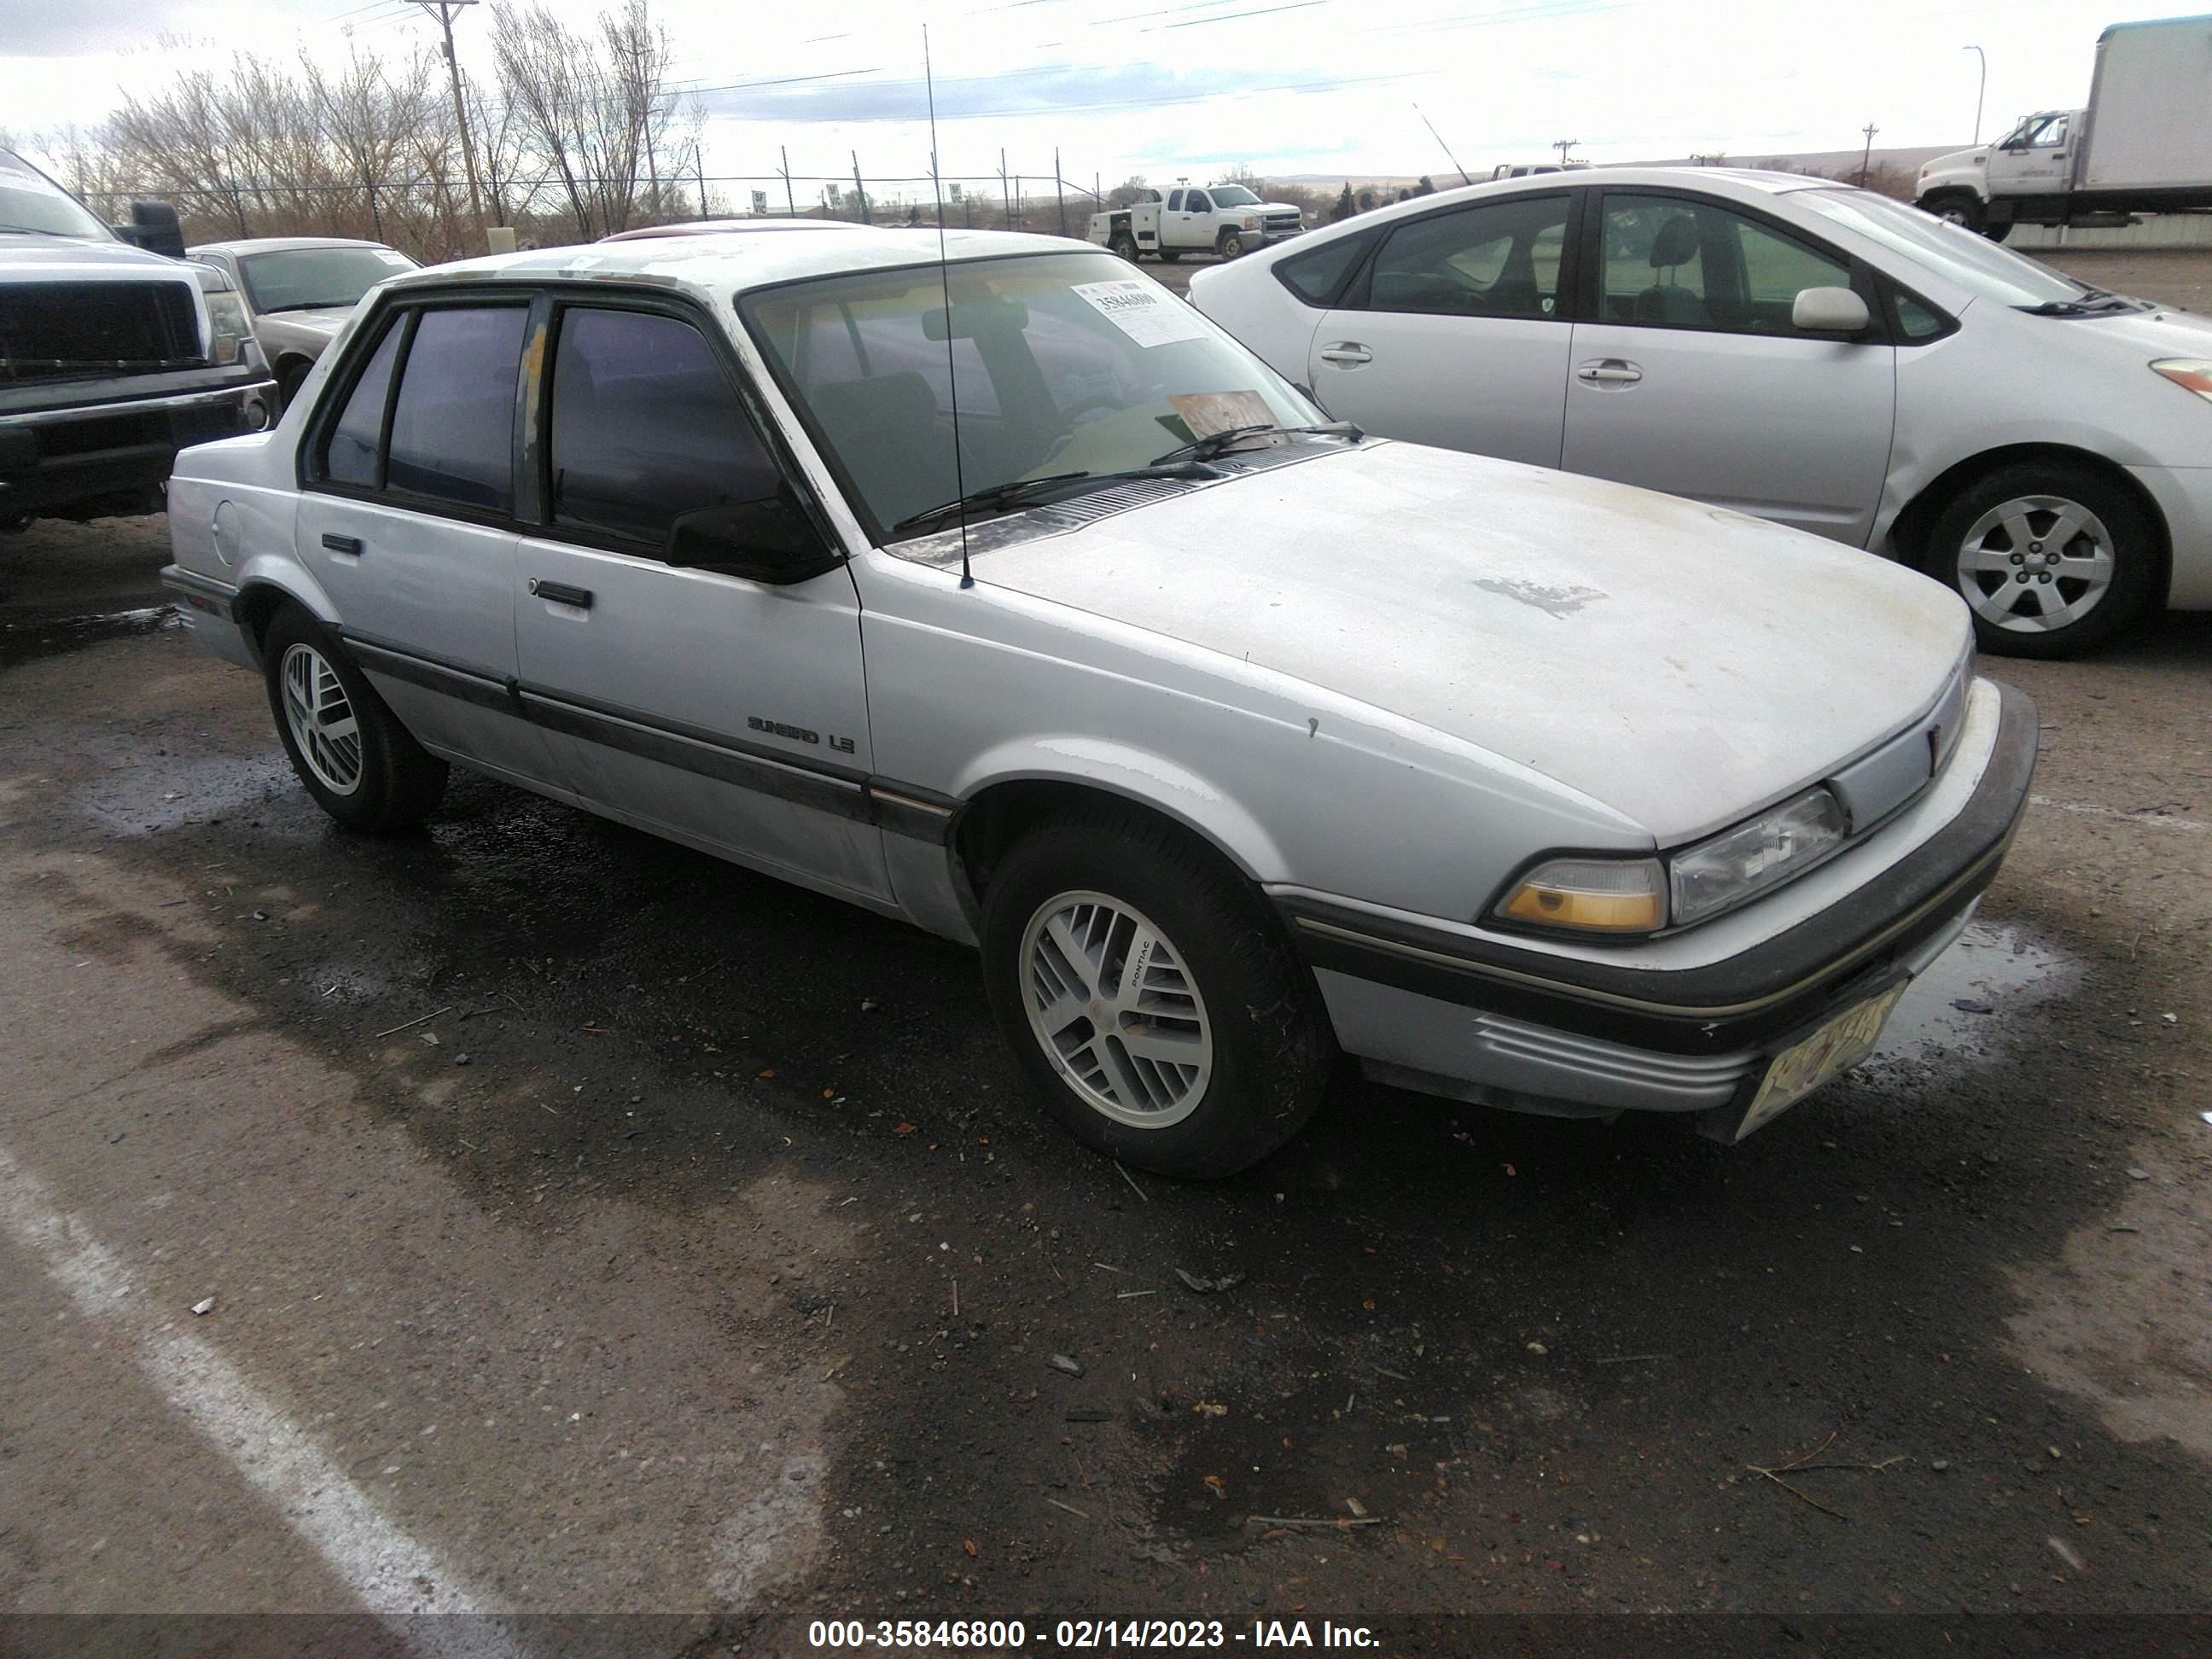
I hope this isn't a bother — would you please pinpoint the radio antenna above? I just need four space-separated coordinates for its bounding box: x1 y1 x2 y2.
923 26 973 589
1412 102 1472 187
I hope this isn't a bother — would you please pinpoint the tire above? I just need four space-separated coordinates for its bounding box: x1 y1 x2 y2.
276 358 312 411
979 806 1336 1180
1919 462 2159 658
262 602 448 830
1157 249 1181 264
1217 228 1246 259
1918 191 1985 236
1109 230 1139 262
1983 218 2013 245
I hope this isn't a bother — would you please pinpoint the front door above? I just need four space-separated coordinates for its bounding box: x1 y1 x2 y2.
1308 191 1575 469
1987 112 2074 196
1563 191 1895 546
509 300 888 902
295 300 559 789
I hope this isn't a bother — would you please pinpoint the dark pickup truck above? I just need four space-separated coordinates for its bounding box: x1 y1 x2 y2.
2 148 274 527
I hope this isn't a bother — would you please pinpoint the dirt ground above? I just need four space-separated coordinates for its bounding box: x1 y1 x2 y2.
2 255 2209 1656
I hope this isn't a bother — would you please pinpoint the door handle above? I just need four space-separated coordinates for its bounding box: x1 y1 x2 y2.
1318 344 1371 364
320 533 363 556
528 579 593 609
1575 361 1643 385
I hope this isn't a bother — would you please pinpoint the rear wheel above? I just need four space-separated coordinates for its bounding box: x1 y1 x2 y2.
979 806 1336 1179
262 602 447 830
1109 230 1139 262
1920 462 2158 658
1157 249 1181 264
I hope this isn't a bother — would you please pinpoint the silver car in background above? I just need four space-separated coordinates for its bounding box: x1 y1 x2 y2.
160 230 2034 1179
1190 167 2212 658
186 236 419 409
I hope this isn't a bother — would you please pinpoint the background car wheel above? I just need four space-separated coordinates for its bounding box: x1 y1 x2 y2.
1217 228 1246 259
1157 249 1181 264
979 806 1336 1180
1109 231 1139 261
276 358 311 412
1918 191 1984 236
262 602 447 831
1922 463 2158 658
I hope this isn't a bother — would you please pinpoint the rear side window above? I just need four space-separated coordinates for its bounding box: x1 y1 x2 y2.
323 316 402 488
548 307 783 545
384 306 528 512
1274 230 1377 307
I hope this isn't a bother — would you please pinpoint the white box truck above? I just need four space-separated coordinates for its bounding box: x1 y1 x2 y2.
1916 13 2212 239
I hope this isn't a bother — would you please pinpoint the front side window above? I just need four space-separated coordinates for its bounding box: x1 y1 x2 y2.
1599 194 1850 334
743 252 1318 539
1366 195 1569 319
2027 114 2069 148
548 307 783 545
384 306 528 512
239 246 417 314
1186 191 1213 214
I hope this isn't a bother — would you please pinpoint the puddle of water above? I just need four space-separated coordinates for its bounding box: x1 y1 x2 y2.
1875 919 2074 1061
78 752 305 838
1 604 181 667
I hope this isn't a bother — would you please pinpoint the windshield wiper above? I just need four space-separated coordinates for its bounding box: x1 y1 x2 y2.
2019 289 2140 317
887 463 1220 538
1149 419 1362 468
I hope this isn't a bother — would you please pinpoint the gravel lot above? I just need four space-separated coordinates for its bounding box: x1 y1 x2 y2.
2 251 2209 1653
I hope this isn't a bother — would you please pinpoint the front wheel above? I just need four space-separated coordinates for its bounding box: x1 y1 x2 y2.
276 358 312 412
262 602 448 830
1217 228 1246 259
1918 191 1985 236
980 807 1336 1180
1921 463 2159 658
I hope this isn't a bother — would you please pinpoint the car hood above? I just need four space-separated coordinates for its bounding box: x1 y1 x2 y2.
0 234 189 278
972 442 1970 844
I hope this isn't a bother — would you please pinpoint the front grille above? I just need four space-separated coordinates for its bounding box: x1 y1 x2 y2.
1264 214 1301 230
0 282 201 382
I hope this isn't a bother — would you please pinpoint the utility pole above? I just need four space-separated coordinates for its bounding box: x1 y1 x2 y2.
1859 121 1878 185
1054 147 1067 236
852 150 870 224
1962 44 1987 145
411 0 487 253
1551 137 1579 167
780 145 795 217
1000 148 1011 230
696 145 707 218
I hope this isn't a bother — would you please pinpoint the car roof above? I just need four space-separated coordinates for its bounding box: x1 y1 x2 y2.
598 218 871 242
1423 166 1843 204
187 236 403 256
385 226 1097 300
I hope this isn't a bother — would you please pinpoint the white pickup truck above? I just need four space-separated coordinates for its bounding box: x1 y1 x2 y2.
1915 13 2212 240
1087 183 1304 263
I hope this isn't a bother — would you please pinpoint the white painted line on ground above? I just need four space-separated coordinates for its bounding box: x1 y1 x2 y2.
0 1144 527 1655
2030 795 2211 835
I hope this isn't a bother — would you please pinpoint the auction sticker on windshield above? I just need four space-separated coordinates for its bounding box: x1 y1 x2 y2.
1072 279 1211 348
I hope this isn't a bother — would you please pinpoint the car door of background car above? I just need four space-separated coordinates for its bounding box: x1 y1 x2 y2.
295 298 562 790
509 297 889 903
1987 112 2073 196
1307 191 1575 469
1563 191 1895 545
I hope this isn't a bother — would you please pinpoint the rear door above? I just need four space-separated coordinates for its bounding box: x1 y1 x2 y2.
1307 190 1575 469
509 297 888 902
1562 189 1895 545
295 298 560 789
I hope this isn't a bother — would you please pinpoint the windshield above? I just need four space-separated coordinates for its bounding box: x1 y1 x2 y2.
742 250 1320 540
1790 186 2084 307
1209 185 1260 207
238 245 417 312
0 149 109 238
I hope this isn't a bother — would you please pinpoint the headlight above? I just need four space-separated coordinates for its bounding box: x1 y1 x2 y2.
203 288 253 367
1668 787 1848 929
1496 856 1666 934
1241 215 1260 230
2151 359 2212 403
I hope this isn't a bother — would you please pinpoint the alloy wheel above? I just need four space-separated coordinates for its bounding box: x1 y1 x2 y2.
1019 890 1214 1128
1953 493 2116 634
280 641 364 795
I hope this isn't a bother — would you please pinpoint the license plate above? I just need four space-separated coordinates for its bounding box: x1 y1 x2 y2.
1737 981 1908 1140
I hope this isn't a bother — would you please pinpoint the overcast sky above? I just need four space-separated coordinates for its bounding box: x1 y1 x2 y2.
0 0 2174 201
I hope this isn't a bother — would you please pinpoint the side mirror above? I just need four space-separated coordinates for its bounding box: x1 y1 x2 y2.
666 486 841 585
113 200 187 259
1791 285 1871 335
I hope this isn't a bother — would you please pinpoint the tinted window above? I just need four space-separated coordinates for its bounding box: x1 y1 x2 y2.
1599 195 1850 335
323 315 403 488
549 308 783 545
385 306 527 512
1368 195 1569 318
1187 191 1212 213
1167 190 1184 212
1276 229 1377 306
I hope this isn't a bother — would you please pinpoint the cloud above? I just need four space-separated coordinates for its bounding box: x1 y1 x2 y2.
0 0 203 56
696 62 1311 126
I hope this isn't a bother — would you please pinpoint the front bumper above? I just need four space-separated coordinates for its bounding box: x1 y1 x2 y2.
0 376 274 522
1278 679 2038 1129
